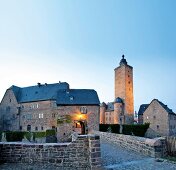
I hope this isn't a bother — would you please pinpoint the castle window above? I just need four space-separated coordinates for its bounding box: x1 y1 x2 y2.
39 113 43 118
41 126 44 130
128 75 130 77
128 81 130 84
35 127 38 131
27 125 31 131
153 115 156 119
10 99 11 102
20 126 22 130
52 113 56 118
157 125 159 129
80 106 87 114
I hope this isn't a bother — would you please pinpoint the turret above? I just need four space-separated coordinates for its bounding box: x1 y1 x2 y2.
100 102 106 124
114 97 125 124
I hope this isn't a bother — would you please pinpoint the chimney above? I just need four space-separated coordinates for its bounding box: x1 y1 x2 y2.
37 83 41 87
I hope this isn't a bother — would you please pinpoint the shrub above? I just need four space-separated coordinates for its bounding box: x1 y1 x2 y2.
33 131 46 138
5 131 26 142
46 129 56 137
99 124 110 132
99 123 149 137
111 124 120 133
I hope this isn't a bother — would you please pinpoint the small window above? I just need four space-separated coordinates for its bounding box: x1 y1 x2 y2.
128 81 130 84
39 113 43 118
157 125 159 129
20 126 22 130
41 126 44 130
35 127 38 131
153 115 156 119
27 125 31 131
52 113 56 118
10 99 11 102
146 116 149 120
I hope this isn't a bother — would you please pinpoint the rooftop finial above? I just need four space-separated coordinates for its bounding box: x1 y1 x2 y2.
119 54 127 65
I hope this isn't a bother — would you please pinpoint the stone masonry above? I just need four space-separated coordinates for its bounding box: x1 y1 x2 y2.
0 134 101 170
95 131 167 158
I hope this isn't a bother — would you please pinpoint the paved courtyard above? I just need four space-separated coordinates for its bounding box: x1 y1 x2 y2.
101 140 176 170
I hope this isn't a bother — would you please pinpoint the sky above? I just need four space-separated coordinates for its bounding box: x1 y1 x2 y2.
0 0 176 112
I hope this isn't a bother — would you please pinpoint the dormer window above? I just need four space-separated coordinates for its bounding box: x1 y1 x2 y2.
70 96 74 101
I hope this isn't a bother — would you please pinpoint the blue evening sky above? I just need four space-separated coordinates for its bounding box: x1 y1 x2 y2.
0 0 176 112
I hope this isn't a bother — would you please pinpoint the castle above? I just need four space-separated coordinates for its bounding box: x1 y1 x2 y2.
0 82 100 141
100 55 134 124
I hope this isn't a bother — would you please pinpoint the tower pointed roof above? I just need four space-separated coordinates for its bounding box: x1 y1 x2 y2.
119 55 128 66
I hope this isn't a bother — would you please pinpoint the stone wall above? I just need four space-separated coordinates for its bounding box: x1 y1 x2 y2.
95 131 167 158
0 135 101 170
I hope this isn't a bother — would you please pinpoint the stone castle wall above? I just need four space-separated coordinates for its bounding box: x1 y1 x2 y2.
0 135 101 169
95 131 167 158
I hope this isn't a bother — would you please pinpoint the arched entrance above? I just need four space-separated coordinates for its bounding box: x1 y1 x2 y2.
74 120 87 134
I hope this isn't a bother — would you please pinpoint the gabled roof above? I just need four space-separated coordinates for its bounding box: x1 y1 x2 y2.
155 99 175 115
138 104 149 115
141 99 175 115
9 82 100 105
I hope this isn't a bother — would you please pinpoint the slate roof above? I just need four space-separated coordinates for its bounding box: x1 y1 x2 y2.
155 99 175 115
114 97 123 103
138 99 175 115
10 83 100 105
106 102 114 111
138 104 149 115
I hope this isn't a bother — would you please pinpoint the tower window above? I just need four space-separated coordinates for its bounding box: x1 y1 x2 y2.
128 81 130 84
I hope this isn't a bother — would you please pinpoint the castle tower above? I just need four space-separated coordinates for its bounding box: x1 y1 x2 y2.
100 102 106 124
114 55 134 123
114 97 125 124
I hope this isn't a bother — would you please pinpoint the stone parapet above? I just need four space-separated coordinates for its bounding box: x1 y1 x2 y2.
95 131 167 158
0 134 101 170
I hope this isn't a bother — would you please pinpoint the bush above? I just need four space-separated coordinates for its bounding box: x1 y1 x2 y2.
33 131 46 138
99 123 149 137
111 124 120 133
99 124 110 132
46 129 56 137
5 131 26 142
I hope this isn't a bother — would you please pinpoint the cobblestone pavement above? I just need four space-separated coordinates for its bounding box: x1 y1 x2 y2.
101 140 176 170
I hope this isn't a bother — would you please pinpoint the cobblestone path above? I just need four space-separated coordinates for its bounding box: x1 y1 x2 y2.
101 140 176 170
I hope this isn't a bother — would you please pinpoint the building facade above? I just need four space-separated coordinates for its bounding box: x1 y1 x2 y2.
142 99 176 138
100 55 134 124
0 82 100 141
